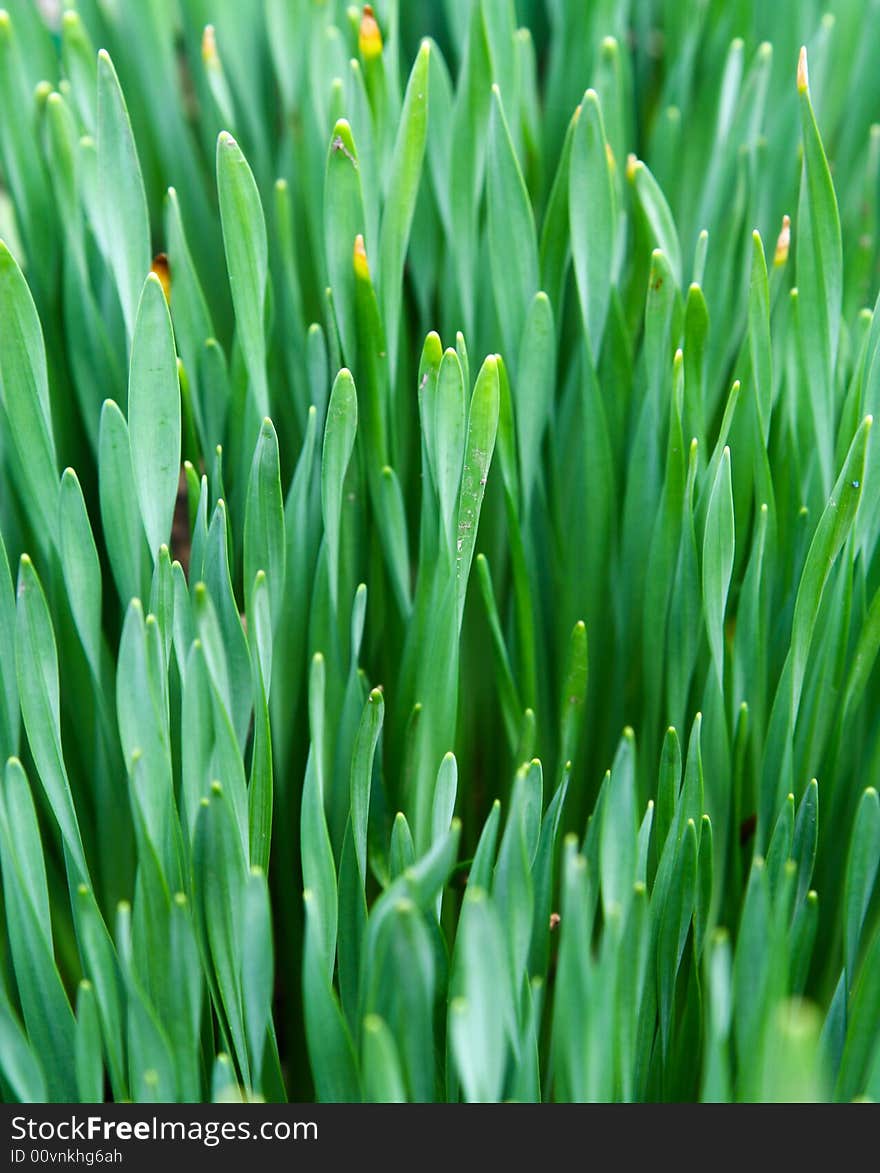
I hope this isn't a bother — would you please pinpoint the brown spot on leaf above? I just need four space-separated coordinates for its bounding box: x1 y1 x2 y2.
170 467 191 577
739 812 757 846
151 253 171 302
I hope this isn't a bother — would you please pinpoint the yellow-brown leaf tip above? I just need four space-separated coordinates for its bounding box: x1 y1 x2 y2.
797 45 808 94
353 233 370 281
151 253 171 302
359 5 383 61
774 213 791 267
202 24 218 66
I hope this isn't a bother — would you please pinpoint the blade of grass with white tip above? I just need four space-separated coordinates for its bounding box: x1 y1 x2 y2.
379 39 429 382
486 85 538 366
96 50 150 343
59 469 103 679
217 132 269 420
128 273 181 560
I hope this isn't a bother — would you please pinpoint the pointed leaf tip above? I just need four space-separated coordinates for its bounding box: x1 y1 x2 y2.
797 46 809 94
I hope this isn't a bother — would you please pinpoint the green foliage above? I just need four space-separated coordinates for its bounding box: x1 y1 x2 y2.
0 0 879 1105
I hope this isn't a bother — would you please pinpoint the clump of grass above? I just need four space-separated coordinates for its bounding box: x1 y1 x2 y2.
0 0 879 1104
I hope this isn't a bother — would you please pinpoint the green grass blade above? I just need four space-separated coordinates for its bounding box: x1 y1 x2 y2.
217 132 269 419
379 39 430 381
129 273 181 559
486 85 539 365
96 50 150 343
